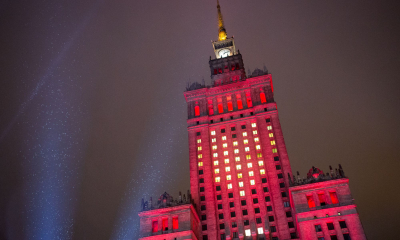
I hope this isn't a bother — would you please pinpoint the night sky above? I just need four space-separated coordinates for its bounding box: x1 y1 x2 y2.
0 0 399 239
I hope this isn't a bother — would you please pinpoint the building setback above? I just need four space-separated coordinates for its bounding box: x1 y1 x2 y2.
138 2 366 240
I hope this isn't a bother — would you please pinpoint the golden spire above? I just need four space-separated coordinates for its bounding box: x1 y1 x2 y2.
217 0 227 41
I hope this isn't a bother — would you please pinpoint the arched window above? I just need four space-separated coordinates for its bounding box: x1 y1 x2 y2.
246 93 253 108
195 105 200 116
260 92 266 103
236 94 243 109
307 195 316 208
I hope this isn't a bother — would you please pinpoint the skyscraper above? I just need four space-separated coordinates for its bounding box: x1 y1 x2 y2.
138 2 366 240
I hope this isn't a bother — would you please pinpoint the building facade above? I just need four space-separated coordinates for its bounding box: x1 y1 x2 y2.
138 2 366 240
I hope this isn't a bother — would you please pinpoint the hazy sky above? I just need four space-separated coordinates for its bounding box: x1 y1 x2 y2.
0 0 399 239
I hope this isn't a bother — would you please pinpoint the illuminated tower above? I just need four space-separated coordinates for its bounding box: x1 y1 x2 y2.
184 2 296 239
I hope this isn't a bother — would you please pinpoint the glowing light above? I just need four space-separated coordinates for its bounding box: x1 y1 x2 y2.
211 130 216 135
250 180 255 185
260 169 265 175
236 165 241 170
257 153 262 158
252 123 256 128
235 157 240 162
258 161 264 166
227 175 231 180
239 181 244 187
233 141 238 146
224 159 229 164
253 130 257 135
222 136 227 141
234 149 239 154
214 160 219 166
198 146 202 151
198 154 203 159
215 169 220 174
243 139 248 144
269 133 274 138
225 166 230 172
224 151 228 156
272 148 277 153
245 147 250 152
198 162 203 167
238 173 243 178
247 163 252 168
249 171 254 176
212 145 217 150
271 141 276 145
256 145 261 150
213 153 218 157
240 191 245 197
227 183 232 189
246 155 251 160
243 132 247 137
223 143 227 148
212 138 216 142
215 177 220 182
267 125 272 130
197 139 201 143
257 227 264 234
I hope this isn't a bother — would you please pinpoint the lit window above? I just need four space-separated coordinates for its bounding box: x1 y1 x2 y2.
211 131 216 135
234 149 239 154
239 181 244 187
252 123 256 128
213 153 218 157
195 105 200 116
215 169 219 174
233 141 238 146
260 169 265 175
224 151 228 156
249 171 254 176
236 165 241 170
269 133 274 138
226 167 230 172
198 154 203 159
198 162 203 167
243 132 247 137
224 159 229 164
240 191 245 197
212 145 217 150
247 163 253 168
253 130 258 135
227 183 232 189
212 138 216 142
246 155 251 160
257 227 264 234
223 143 227 148
267 125 272 130
214 160 219 166
226 175 231 180
243 139 248 144
238 173 243 178
222 136 227 141
272 148 277 153
198 146 202 151
197 139 201 143
245 147 250 152
271 141 276 145
250 180 255 185
256 145 261 150
257 153 263 158
235 157 240 162
258 161 264 166
215 177 220 182
254 137 259 142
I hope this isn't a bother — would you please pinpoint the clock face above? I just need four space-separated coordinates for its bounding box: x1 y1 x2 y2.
218 49 231 58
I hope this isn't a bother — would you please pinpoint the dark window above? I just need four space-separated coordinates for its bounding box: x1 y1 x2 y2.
280 182 285 188
201 215 207 221
343 234 351 240
231 211 236 217
276 165 281 170
256 217 262 224
228 193 233 198
265 196 271 202
253 198 259 204
232 222 237 228
262 178 267 183
241 125 246 129
203 235 208 240
331 235 338 240
270 226 276 232
288 222 295 228
267 206 273 212
221 128 225 133
220 233 226 240
197 132 201 136
240 114 243 118
214 69 218 75
315 225 322 232
241 200 246 206
218 204 222 210
242 209 248 215
220 118 223 122
318 238 325 240
210 120 213 123
201 205 206 211
281 192 287 198
290 233 297 239
327 222 334 230
274 156 279 161
202 224 207 231
230 116 233 120
231 127 236 131
266 118 271 123
199 170 203 175
286 211 292 217
216 186 221 191
217 195 222 200
200 187 205 192
252 189 257 194
269 216 275 222
200 196 205 201
272 238 278 240
199 178 204 183
278 173 283 179
284 201 290 207
244 220 249 226
339 221 347 229
232 134 237 138
197 121 199 125
254 208 260 214
229 202 234 208
263 187 269 192
264 108 267 111
233 232 238 238
219 213 224 219
250 112 254 115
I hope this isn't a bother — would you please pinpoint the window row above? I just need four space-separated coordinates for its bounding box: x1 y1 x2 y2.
151 217 178 233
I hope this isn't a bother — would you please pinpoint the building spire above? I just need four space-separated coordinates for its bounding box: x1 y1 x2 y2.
217 0 227 41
